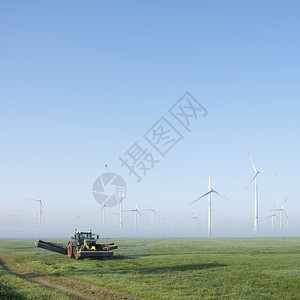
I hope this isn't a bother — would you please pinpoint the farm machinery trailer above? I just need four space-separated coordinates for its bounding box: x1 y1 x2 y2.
35 230 118 259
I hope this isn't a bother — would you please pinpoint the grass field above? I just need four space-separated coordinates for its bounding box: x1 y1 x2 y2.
0 238 300 299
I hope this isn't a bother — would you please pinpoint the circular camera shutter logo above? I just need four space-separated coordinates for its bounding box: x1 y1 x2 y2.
92 173 127 207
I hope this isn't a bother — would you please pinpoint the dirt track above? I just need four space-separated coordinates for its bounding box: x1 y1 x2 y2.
0 253 143 300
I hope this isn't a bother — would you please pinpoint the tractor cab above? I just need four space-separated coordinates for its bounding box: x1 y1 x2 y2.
75 231 92 241
74 230 100 250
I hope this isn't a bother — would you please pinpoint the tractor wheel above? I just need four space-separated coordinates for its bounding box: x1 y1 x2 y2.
68 243 74 258
75 248 81 260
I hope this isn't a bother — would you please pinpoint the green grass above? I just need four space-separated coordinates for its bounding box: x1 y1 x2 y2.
1 238 300 299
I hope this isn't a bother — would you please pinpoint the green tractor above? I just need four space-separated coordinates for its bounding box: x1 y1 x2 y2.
35 229 118 260
67 230 118 260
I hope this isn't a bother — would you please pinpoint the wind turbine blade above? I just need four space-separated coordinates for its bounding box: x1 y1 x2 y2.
136 196 142 209
274 214 281 220
186 212 194 216
259 171 278 176
137 210 144 219
248 153 257 173
264 215 273 220
135 201 141 210
208 166 211 190
26 198 39 201
282 209 289 219
282 197 288 209
246 173 258 190
8 214 19 218
190 191 210 204
212 190 232 202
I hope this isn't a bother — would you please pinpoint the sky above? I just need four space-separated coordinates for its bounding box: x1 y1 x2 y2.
0 1 299 238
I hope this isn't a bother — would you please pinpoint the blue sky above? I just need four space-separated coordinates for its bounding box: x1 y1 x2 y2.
0 1 299 238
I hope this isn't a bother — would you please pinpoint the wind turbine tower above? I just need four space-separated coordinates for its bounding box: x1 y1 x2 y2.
119 198 123 229
158 215 163 229
99 204 109 227
265 206 280 232
191 167 231 238
274 197 289 232
144 208 157 230
192 210 198 231
115 187 127 230
247 153 278 234
125 200 143 230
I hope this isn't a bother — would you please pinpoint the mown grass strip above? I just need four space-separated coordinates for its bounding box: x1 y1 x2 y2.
0 259 73 300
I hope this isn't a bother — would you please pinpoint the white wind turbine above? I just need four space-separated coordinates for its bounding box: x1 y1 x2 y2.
144 208 157 230
125 199 143 230
191 210 198 231
33 211 38 225
99 204 109 227
27 195 45 230
264 205 280 232
274 197 289 232
158 215 163 229
74 212 82 222
116 188 126 230
111 210 119 227
285 217 291 231
232 219 239 233
190 167 231 238
119 197 124 229
246 153 278 234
